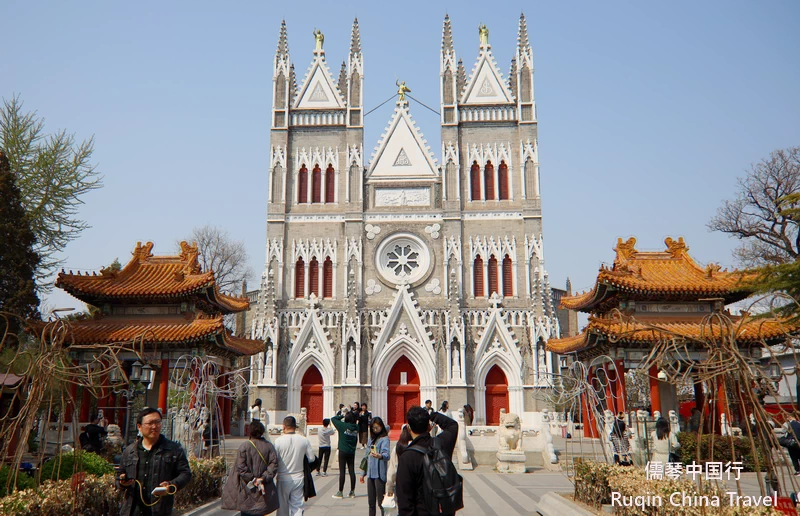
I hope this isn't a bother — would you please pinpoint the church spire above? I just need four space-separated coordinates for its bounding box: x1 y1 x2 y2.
338 61 347 98
276 19 289 58
442 14 454 55
518 12 530 51
350 17 361 56
516 12 536 121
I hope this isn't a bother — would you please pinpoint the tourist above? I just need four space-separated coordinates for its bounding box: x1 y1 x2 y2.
274 416 316 516
352 401 362 415
780 417 800 475
336 404 346 417
331 410 359 499
688 407 702 433
316 418 335 477
423 400 434 416
360 416 390 516
609 419 631 465
438 401 451 418
250 398 263 422
386 425 412 498
117 407 192 516
650 417 680 464
396 407 458 515
359 403 373 449
462 405 474 426
222 421 279 516
80 413 107 454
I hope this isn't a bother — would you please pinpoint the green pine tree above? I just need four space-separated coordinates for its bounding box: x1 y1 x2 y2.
0 150 40 334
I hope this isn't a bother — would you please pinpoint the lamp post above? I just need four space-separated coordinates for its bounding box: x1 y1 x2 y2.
113 361 155 444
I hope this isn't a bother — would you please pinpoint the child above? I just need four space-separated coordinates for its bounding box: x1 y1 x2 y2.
317 418 336 477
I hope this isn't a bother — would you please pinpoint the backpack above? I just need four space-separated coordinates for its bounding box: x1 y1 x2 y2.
408 437 464 515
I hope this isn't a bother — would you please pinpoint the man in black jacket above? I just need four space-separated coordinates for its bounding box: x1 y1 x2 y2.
117 407 192 516
395 406 458 515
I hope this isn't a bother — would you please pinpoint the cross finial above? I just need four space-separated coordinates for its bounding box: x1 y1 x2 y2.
306 293 318 309
489 291 502 309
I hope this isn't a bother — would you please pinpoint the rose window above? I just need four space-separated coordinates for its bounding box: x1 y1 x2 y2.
386 244 420 277
375 232 431 286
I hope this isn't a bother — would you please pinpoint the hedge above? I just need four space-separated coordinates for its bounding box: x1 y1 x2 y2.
39 451 115 481
676 432 769 472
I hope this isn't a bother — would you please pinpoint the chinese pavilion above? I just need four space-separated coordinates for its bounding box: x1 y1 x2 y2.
53 241 262 433
546 237 794 437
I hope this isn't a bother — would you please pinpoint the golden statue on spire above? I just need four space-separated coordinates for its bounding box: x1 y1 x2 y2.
479 23 489 46
396 80 411 102
313 28 324 51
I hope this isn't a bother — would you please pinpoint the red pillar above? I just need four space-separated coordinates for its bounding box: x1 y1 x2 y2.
65 360 79 422
583 366 599 438
615 360 627 414
649 365 662 415
694 381 704 413
80 386 92 422
158 359 169 414
604 363 616 415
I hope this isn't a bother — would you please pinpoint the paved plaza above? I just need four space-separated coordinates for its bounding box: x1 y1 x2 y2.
188 467 573 516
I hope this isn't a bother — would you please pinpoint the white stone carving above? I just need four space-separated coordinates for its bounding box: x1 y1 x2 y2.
496 409 526 473
425 278 442 295
346 345 356 380
365 279 382 295
292 238 337 263
424 223 441 239
365 224 381 240
393 148 411 166
374 187 430 207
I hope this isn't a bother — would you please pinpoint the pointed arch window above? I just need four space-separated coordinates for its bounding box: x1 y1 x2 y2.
309 257 319 297
297 165 308 204
473 256 484 297
325 164 335 203
484 161 495 200
295 258 305 298
498 161 510 200
470 162 481 201
502 254 513 296
311 164 322 203
322 257 333 299
488 255 499 296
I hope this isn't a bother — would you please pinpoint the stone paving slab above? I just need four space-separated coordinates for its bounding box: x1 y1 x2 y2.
187 467 574 515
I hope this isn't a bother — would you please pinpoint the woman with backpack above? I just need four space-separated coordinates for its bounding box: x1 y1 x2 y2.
359 416 391 516
384 425 412 516
222 421 279 515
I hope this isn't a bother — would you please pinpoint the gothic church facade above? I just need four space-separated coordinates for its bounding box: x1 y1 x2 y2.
248 15 575 427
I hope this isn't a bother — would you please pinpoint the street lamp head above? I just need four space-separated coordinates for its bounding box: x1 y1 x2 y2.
131 361 143 384
141 363 154 390
109 367 120 384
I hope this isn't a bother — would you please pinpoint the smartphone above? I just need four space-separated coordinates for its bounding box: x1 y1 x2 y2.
370 445 377 453
152 486 169 496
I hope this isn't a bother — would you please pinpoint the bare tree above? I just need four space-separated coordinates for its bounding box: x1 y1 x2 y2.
708 146 800 267
183 225 252 293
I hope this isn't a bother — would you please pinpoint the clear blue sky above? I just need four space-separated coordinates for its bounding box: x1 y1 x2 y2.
2 1 798 314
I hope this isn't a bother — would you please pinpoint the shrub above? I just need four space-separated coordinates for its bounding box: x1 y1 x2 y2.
174 455 227 508
0 465 36 497
0 455 226 514
573 459 614 507
39 450 114 481
676 432 769 472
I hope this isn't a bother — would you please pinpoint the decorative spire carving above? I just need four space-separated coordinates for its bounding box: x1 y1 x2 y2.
277 19 288 58
442 14 454 54
448 267 460 315
457 59 466 97
509 56 518 99
289 63 297 102
350 18 361 56
518 13 530 51
338 61 347 99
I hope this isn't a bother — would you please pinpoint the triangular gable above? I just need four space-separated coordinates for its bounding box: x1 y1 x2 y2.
294 58 345 109
289 303 335 371
367 104 439 179
371 285 435 365
461 50 514 105
474 302 522 367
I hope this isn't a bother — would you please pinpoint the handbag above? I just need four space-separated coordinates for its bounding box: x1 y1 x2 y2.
668 436 680 463
381 493 398 516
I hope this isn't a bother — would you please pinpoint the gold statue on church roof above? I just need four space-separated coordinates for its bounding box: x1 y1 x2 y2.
479 23 489 46
396 80 411 102
313 28 324 51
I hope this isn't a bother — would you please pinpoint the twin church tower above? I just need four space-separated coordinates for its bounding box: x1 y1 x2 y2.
248 14 573 427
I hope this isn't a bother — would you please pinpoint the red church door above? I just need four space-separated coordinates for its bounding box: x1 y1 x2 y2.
300 366 324 425
387 356 420 435
485 365 509 425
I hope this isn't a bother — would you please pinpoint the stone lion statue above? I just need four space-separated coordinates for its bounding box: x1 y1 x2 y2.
497 409 522 452
288 407 308 436
106 424 124 449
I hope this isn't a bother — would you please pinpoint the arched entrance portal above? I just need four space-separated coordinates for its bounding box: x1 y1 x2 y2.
387 356 420 432
301 366 324 424
485 365 509 425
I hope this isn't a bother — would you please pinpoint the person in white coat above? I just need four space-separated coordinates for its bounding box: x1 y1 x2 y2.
274 416 316 516
650 418 680 464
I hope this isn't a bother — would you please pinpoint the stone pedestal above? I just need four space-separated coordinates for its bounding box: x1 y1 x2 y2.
496 451 526 473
